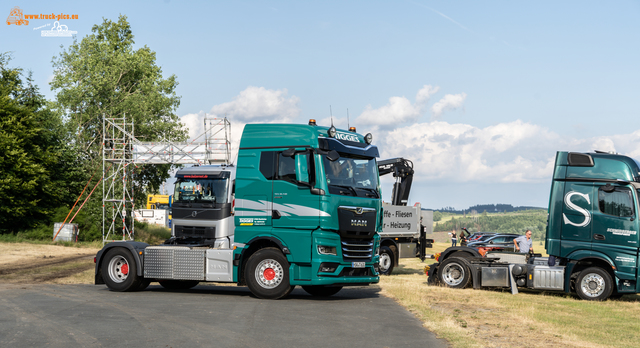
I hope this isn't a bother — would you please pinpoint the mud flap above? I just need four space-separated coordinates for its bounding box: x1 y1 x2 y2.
508 264 518 295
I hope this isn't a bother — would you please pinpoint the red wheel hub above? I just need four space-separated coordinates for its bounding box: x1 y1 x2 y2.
263 268 275 281
121 264 129 275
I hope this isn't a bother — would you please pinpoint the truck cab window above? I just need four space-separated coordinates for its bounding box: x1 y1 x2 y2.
598 187 634 217
174 178 229 204
323 155 379 197
277 154 297 183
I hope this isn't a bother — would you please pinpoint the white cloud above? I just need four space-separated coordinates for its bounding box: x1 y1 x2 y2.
431 93 467 118
355 85 439 128
180 86 301 163
210 86 301 122
377 119 640 184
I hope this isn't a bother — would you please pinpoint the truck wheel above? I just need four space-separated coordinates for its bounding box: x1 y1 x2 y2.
438 257 470 288
449 251 472 259
136 279 151 291
378 246 395 275
159 280 200 290
427 265 440 285
101 248 142 292
245 248 294 299
575 267 613 301
302 286 343 297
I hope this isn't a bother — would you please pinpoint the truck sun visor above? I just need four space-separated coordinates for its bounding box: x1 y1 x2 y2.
318 138 379 158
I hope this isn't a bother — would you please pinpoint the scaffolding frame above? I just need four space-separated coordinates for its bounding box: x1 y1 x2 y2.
102 115 231 244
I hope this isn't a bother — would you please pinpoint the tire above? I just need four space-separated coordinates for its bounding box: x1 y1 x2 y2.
159 280 200 290
449 252 472 259
575 267 613 301
427 264 440 285
378 246 395 275
101 248 142 292
302 286 343 297
245 248 294 299
438 257 470 289
136 279 151 291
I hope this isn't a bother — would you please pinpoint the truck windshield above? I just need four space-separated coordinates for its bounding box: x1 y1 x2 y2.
174 178 229 204
323 155 379 197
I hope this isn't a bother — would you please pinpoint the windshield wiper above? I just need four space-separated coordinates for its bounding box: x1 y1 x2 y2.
356 187 379 198
329 184 357 196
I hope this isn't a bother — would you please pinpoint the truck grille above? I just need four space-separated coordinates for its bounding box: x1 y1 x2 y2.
341 238 373 261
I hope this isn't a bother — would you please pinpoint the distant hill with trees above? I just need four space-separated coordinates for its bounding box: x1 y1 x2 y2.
431 209 548 241
433 204 544 214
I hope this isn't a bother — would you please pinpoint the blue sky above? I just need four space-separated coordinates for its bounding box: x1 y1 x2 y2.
3 1 640 210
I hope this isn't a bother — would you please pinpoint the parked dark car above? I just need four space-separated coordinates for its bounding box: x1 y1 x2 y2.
467 232 496 242
467 233 521 252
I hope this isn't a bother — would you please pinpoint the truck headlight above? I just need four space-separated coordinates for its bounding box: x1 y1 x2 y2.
318 245 337 255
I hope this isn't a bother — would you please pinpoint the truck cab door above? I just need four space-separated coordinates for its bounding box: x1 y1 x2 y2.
592 184 639 277
560 182 594 254
271 150 321 230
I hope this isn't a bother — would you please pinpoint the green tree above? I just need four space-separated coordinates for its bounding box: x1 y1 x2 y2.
50 15 186 209
0 53 87 233
433 211 443 222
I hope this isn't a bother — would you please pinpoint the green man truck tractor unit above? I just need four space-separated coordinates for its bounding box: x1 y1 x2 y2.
95 121 382 299
429 151 640 301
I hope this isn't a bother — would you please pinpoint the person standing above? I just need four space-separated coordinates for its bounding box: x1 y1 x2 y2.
450 230 457 247
513 230 534 253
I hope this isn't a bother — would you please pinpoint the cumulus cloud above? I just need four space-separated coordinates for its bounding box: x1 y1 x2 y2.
377 119 640 184
180 86 301 163
431 93 467 118
210 86 301 122
355 85 439 128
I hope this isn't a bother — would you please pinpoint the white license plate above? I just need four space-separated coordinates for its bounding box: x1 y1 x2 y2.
352 262 365 268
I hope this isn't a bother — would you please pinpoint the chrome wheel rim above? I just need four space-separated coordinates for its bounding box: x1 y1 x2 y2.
255 259 284 289
107 256 129 283
581 273 605 297
442 262 465 286
379 253 391 272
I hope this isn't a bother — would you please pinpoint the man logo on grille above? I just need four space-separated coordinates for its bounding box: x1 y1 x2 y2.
191 211 197 217
356 207 363 215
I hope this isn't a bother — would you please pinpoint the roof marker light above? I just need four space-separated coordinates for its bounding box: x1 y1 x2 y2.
349 127 356 132
309 119 317 126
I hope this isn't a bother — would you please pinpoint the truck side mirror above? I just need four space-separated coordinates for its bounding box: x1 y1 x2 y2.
326 150 340 162
282 148 296 158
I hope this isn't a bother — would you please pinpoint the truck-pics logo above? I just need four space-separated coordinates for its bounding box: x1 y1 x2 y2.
6 6 28 25
563 191 591 227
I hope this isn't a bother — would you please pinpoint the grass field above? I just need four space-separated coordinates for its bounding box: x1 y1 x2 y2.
377 242 640 348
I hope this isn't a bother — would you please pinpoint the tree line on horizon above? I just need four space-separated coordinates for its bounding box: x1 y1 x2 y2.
0 15 185 240
433 209 548 240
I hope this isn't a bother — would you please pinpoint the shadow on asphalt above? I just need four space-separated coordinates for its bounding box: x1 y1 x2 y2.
106 283 384 301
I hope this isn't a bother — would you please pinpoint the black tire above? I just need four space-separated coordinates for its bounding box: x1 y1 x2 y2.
302 286 343 297
378 246 395 275
136 279 151 291
427 264 440 285
438 257 471 289
575 267 613 301
101 248 142 292
449 251 472 259
245 248 294 299
159 280 200 290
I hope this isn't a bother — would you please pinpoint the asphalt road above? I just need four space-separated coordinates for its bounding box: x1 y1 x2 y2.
0 283 447 348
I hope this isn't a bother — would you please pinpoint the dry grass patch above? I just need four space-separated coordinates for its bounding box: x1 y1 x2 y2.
0 242 99 284
379 244 640 348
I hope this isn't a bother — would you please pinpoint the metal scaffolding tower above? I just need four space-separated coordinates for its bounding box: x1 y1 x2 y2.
102 115 231 244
